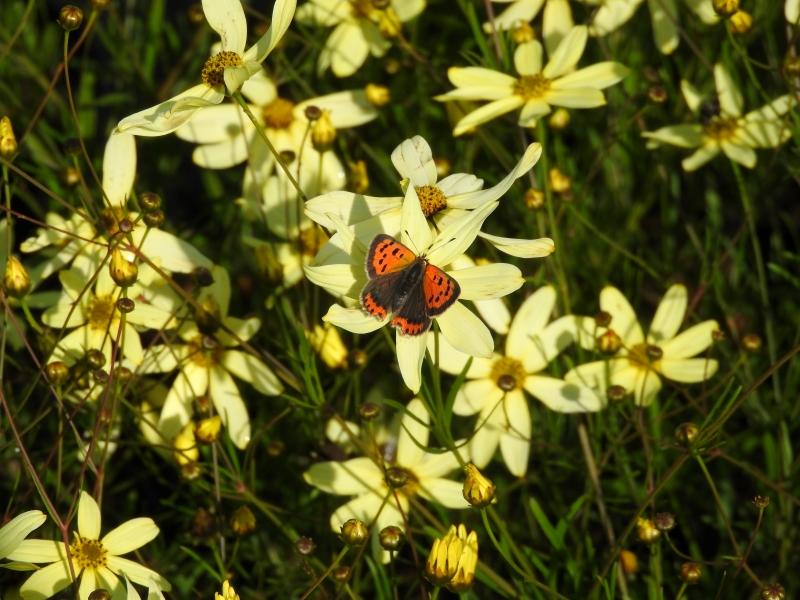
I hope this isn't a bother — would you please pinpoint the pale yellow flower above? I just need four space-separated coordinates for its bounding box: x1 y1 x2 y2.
483 0 574 54
296 0 425 77
8 491 169 599
436 26 628 135
642 64 793 171
566 284 719 406
0 511 46 560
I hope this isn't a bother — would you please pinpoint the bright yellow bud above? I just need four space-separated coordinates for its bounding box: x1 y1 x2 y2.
311 110 336 152
636 517 661 543
548 108 570 130
195 415 222 443
712 0 740 17
173 422 199 479
729 10 752 33
215 580 240 600
3 255 31 298
462 463 495 508
365 83 391 107
425 525 478 591
109 248 138 287
548 167 571 194
0 116 18 158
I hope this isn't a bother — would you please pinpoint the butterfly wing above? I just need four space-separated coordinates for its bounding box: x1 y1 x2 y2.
365 234 416 279
390 284 431 335
422 263 460 317
361 274 401 321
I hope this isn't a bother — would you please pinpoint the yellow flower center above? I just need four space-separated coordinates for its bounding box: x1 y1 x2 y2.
627 343 663 370
87 295 117 330
187 335 224 367
201 51 243 87
70 536 108 570
384 466 419 496
702 116 740 141
262 97 296 130
490 356 526 392
514 74 551 100
415 185 447 217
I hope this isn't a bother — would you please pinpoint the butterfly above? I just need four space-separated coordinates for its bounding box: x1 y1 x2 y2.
360 233 460 336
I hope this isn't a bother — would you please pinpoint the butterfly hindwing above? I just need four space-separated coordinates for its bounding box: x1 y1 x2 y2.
391 282 431 336
422 263 460 316
365 233 416 279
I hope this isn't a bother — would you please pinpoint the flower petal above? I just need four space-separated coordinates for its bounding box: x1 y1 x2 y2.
507 285 556 355
325 21 369 78
659 320 719 359
202 0 247 53
78 491 102 540
682 144 719 171
397 397 431 468
714 63 743 117
0 511 47 559
427 201 499 267
400 186 434 253
222 350 283 395
303 457 383 495
545 87 606 108
483 0 545 32
543 25 588 79
447 66 518 90
209 366 250 449
6 540 67 563
323 304 388 334
453 378 503 415
642 124 704 148
600 286 644 346
542 0 574 53
116 84 224 137
102 133 136 207
499 389 531 476
648 284 687 344
524 375 604 412
721 140 756 168
414 450 462 480
396 330 428 393
437 302 494 358
391 136 437 188
518 315 578 372
631 368 662 406
305 191 402 230
451 263 524 300
244 0 297 63
453 96 525 137
418 478 469 509
477 232 555 258
658 358 718 383
648 0 678 54
102 519 159 556
467 404 504 467
553 61 628 90
19 559 73 599
514 40 543 76
106 556 170 591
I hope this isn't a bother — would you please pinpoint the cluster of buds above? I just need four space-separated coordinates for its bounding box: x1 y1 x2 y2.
636 517 661 544
424 524 478 592
711 0 752 34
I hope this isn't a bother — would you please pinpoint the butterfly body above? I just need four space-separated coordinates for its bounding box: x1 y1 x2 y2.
361 234 460 336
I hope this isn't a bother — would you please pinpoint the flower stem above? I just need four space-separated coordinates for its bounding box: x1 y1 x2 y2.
232 91 307 202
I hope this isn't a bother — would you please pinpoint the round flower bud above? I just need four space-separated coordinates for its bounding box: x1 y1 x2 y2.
295 535 316 555
230 506 257 536
379 525 403 551
0 116 18 159
462 463 496 508
3 256 31 298
364 83 390 107
594 311 612 327
511 22 535 44
712 0 739 17
729 10 752 34
112 366 133 385
619 549 638 576
359 402 381 420
85 349 106 370
349 349 368 368
116 297 135 313
752 494 770 509
92 369 109 384
143 209 165 228
311 111 336 152
385 466 409 489
680 562 702 584
195 415 222 443
266 440 285 457
341 518 369 546
88 590 111 600
548 108 570 130
607 385 628 402
46 361 71 385
62 166 81 187
524 188 545 209
654 512 676 532
760 584 785 600
58 5 84 31
742 333 762 352
109 249 138 288
548 167 571 194
648 85 667 104
597 330 622 354
636 517 661 543
304 105 322 122
333 566 351 583
675 422 699 446
138 191 162 212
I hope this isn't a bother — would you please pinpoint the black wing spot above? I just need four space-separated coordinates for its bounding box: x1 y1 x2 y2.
380 264 387 273
391 247 400 256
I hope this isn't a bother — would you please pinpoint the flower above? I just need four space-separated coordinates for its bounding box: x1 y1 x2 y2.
306 135 554 259
305 173 526 392
642 64 793 171
425 524 478 591
7 491 169 599
432 286 603 475
0 510 46 559
42 265 179 367
436 26 628 135
216 580 240 600
566 284 719 406
140 266 283 448
296 0 425 77
303 398 468 562
116 0 296 136
483 0 574 55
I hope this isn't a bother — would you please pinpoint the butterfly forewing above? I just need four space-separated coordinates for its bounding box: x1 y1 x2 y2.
360 274 401 320
365 234 416 278
422 264 460 316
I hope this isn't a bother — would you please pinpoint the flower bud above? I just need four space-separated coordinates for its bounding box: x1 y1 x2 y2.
58 5 84 31
143 209 165 228
62 166 81 187
0 116 18 158
341 518 369 546
359 401 380 420
364 83 390 107
524 188 545 209
712 0 739 17
174 422 200 479
385 466 409 489
648 85 667 104
674 422 699 446
85 349 106 370
304 105 322 122
760 584 785 600
379 525 403 551
116 297 135 313
548 167 571 194
46 361 71 385
295 535 315 555
680 562 702 584
215 580 240 600
109 249 138 287
462 463 495 508
729 10 752 33
306 324 348 369
548 108 570 130
88 591 111 600
425 524 478 591
230 506 256 536
348 160 369 193
267 440 285 456
636 517 661 543
597 330 622 354
332 565 351 583
742 333 762 352
511 22 535 44
654 512 676 532
311 111 336 152
607 385 627 402
619 549 638 576
195 415 222 443
3 255 31 298
752 494 770 509
594 310 612 327
138 191 162 212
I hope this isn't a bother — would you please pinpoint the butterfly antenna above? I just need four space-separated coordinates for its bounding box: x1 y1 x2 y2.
403 229 421 254
427 235 457 257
